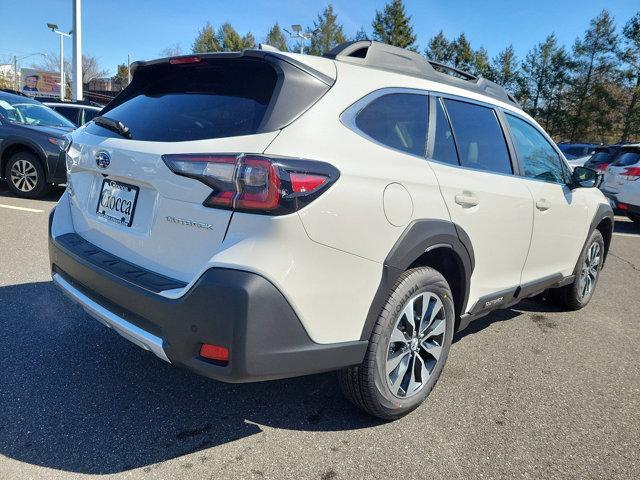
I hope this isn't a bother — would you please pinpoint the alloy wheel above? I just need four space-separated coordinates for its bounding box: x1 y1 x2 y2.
579 242 601 299
10 159 38 193
386 291 447 398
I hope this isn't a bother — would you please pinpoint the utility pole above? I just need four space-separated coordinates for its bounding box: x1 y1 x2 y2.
72 0 82 100
13 56 17 90
127 53 131 84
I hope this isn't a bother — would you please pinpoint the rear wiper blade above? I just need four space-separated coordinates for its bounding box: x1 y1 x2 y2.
93 116 131 139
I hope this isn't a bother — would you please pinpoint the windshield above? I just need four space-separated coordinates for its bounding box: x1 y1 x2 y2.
0 100 75 128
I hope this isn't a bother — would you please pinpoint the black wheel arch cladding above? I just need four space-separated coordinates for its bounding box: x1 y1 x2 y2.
360 219 474 341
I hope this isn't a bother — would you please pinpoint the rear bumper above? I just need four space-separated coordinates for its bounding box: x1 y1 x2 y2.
603 192 640 215
49 229 367 383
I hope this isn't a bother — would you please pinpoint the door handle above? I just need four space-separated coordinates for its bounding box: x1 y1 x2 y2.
454 194 479 208
536 199 551 211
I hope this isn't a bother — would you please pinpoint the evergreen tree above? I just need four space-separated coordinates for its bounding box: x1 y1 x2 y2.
425 31 453 64
192 22 220 53
242 32 256 50
372 0 417 50
568 10 619 141
619 12 640 142
473 47 494 78
450 33 475 71
218 22 244 52
265 23 289 51
113 63 129 88
308 4 346 56
491 45 522 92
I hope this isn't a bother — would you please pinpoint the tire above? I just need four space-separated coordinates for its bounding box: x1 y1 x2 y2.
5 151 51 199
628 214 640 224
338 267 455 420
551 229 604 310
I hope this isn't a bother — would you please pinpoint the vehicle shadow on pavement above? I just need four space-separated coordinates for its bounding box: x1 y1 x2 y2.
614 217 640 236
0 281 381 475
0 184 65 202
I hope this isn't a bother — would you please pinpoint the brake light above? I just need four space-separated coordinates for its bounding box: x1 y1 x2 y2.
595 163 610 172
169 56 202 65
621 167 640 181
162 154 338 214
290 173 328 193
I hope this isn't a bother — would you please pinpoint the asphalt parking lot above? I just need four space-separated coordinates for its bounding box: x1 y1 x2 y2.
0 185 639 480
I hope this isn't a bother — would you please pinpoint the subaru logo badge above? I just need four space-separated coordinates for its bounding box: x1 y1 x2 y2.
95 151 111 169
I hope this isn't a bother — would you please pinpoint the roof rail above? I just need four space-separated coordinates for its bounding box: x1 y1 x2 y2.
324 41 520 108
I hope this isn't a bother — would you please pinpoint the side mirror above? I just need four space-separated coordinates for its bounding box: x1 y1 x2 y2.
571 166 599 189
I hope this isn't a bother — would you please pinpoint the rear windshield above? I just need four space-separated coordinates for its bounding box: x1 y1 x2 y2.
86 58 277 142
589 150 616 165
612 150 640 167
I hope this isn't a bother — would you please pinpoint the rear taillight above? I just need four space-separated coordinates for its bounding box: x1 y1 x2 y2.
621 167 640 181
162 154 338 214
595 163 610 172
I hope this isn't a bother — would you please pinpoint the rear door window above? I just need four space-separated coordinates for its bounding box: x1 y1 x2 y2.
354 93 428 157
442 99 512 175
82 108 99 124
86 58 278 142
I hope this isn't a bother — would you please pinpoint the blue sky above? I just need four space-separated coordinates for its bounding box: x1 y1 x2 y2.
1 0 638 77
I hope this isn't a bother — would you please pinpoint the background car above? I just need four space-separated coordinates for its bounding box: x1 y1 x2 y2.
0 90 74 198
584 144 626 172
42 99 102 127
600 144 640 223
557 142 598 160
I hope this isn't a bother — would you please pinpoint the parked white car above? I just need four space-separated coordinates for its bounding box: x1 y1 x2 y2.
600 144 640 223
49 42 614 419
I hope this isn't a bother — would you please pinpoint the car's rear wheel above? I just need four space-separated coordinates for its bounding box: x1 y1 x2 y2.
551 229 604 310
338 267 454 420
628 214 640 224
5 152 50 199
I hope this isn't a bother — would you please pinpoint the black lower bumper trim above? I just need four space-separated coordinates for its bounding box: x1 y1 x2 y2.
50 233 367 383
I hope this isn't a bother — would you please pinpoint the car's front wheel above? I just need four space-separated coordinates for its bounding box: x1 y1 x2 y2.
552 229 604 310
5 151 51 199
338 267 454 420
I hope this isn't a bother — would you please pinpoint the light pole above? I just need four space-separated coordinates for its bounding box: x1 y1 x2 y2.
284 25 314 54
72 0 82 101
12 53 47 90
47 23 72 100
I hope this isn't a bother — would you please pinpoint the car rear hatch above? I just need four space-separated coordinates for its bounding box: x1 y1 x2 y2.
65 51 335 283
602 148 640 193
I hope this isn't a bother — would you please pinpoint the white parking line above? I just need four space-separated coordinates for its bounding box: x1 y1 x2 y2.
0 203 44 213
613 232 639 238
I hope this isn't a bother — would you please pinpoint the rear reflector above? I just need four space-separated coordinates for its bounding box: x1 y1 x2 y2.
200 344 229 363
169 56 202 65
162 153 338 214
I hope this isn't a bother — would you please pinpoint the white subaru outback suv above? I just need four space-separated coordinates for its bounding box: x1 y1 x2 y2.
49 41 614 419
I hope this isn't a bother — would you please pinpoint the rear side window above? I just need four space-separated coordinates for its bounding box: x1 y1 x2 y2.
354 93 428 156
86 59 278 142
505 114 567 184
612 151 640 167
431 98 459 165
443 99 512 175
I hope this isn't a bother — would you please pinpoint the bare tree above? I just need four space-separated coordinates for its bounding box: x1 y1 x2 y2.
32 52 109 85
159 43 183 57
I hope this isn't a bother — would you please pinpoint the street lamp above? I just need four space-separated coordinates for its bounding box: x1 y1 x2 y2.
284 24 315 54
12 53 47 91
47 23 72 100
